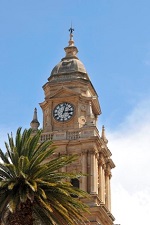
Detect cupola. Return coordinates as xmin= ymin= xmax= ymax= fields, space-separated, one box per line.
xmin=49 ymin=27 xmax=89 ymax=82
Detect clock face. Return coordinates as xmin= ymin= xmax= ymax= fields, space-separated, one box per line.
xmin=53 ymin=102 xmax=74 ymax=122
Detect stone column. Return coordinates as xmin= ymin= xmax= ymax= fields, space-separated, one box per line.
xmin=95 ymin=152 xmax=98 ymax=194
xmin=98 ymin=162 xmax=103 ymax=201
xmin=98 ymin=155 xmax=105 ymax=203
xmin=102 ymin=164 xmax=106 ymax=203
xmin=98 ymin=164 xmax=101 ymax=200
xmin=89 ymin=150 xmax=97 ymax=194
xmin=108 ymin=173 xmax=112 ymax=211
xmin=81 ymin=150 xmax=88 ymax=192
xmin=105 ymin=164 xmax=111 ymax=210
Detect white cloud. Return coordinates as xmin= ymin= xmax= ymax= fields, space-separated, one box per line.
xmin=107 ymin=99 xmax=150 ymax=225
xmin=112 ymin=185 xmax=150 ymax=225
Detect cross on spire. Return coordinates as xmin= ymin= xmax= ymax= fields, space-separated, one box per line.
xmin=69 ymin=25 xmax=74 ymax=34
xmin=65 ymin=24 xmax=78 ymax=55
xmin=68 ymin=24 xmax=75 ymax=46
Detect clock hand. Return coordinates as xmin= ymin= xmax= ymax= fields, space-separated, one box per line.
xmin=62 ymin=105 xmax=67 ymax=115
xmin=62 ymin=107 xmax=65 ymax=115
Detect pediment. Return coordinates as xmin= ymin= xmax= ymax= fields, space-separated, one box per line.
xmin=49 ymin=86 xmax=80 ymax=99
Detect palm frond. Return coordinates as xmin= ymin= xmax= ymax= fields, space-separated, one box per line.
xmin=0 ymin=127 xmax=89 ymax=225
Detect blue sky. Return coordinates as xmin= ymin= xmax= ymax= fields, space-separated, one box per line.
xmin=0 ymin=1 xmax=150 ymax=224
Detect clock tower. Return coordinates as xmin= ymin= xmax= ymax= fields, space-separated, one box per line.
xmin=32 ymin=29 xmax=115 ymax=225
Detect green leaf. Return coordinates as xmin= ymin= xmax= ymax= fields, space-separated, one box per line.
xmin=8 ymin=182 xmax=16 ymax=190
xmin=25 ymin=180 xmax=37 ymax=192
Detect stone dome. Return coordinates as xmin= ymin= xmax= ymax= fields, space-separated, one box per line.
xmin=51 ymin=58 xmax=87 ymax=76
xmin=50 ymin=30 xmax=87 ymax=77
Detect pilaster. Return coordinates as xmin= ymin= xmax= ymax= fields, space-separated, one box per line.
xmin=81 ymin=150 xmax=88 ymax=192
xmin=89 ymin=150 xmax=97 ymax=194
xmin=105 ymin=164 xmax=112 ymax=211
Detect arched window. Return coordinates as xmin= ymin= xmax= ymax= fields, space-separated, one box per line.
xmin=71 ymin=178 xmax=79 ymax=188
xmin=71 ymin=179 xmax=79 ymax=198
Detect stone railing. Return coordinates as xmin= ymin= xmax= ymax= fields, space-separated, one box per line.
xmin=66 ymin=131 xmax=81 ymax=140
xmin=40 ymin=127 xmax=100 ymax=142
xmin=40 ymin=133 xmax=53 ymax=142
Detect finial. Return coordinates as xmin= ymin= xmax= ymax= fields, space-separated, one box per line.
xmin=33 ymin=108 xmax=38 ymax=120
xmin=30 ymin=108 xmax=40 ymax=131
xmin=69 ymin=23 xmax=74 ymax=34
xmin=101 ymin=125 xmax=108 ymax=144
xmin=64 ymin=24 xmax=78 ymax=58
xmin=68 ymin=24 xmax=75 ymax=46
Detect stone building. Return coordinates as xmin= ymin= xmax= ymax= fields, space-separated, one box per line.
xmin=30 ymin=28 xmax=115 ymax=225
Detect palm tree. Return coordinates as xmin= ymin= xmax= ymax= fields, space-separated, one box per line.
xmin=0 ymin=128 xmax=89 ymax=225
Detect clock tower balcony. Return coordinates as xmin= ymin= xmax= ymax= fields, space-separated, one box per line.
xmin=40 ymin=126 xmax=100 ymax=142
